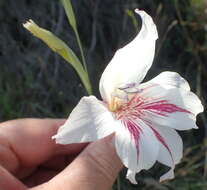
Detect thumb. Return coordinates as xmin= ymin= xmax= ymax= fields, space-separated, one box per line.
xmin=32 ymin=134 xmax=123 ymax=190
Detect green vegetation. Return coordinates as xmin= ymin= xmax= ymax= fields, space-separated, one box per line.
xmin=0 ymin=0 xmax=206 ymax=189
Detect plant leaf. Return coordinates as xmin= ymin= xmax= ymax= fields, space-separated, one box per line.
xmin=23 ymin=20 xmax=92 ymax=94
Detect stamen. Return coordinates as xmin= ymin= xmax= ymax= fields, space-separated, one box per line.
xmin=109 ymin=97 xmax=120 ymax=112
xmin=109 ymin=88 xmax=128 ymax=112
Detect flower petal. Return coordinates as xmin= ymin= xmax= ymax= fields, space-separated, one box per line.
xmin=126 ymin=169 xmax=137 ymax=184
xmin=115 ymin=119 xmax=159 ymax=184
xmin=154 ymin=126 xmax=183 ymax=165
xmin=144 ymin=71 xmax=190 ymax=91
xmin=151 ymin=125 xmax=183 ymax=181
xmin=138 ymin=83 xmax=203 ymax=130
xmin=52 ymin=96 xmax=115 ymax=144
xmin=99 ymin=9 xmax=158 ymax=103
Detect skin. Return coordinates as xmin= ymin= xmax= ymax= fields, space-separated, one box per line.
xmin=0 ymin=119 xmax=123 ymax=190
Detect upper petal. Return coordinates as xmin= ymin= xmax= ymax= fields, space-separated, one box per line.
xmin=120 ymin=71 xmax=190 ymax=94
xmin=144 ymin=71 xmax=190 ymax=91
xmin=52 ymin=96 xmax=115 ymax=144
xmin=99 ymin=10 xmax=158 ymax=103
xmin=115 ymin=119 xmax=159 ymax=183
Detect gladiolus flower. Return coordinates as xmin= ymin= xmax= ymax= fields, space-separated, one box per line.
xmin=52 ymin=9 xmax=203 ymax=184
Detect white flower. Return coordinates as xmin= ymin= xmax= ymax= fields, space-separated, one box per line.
xmin=52 ymin=9 xmax=203 ymax=184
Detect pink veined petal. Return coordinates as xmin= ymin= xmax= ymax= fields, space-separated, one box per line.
xmin=137 ymin=83 xmax=203 ymax=130
xmin=150 ymin=125 xmax=183 ymax=181
xmin=52 ymin=96 xmax=116 ymax=144
xmin=99 ymin=9 xmax=158 ymax=103
xmin=114 ymin=119 xmax=159 ymax=184
xmin=114 ymin=120 xmax=138 ymax=173
xmin=153 ymin=126 xmax=183 ymax=165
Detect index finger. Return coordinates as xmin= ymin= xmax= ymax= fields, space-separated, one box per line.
xmin=0 ymin=118 xmax=87 ymax=173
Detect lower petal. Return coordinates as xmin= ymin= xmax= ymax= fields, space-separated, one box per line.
xmin=126 ymin=169 xmax=137 ymax=184
xmin=115 ymin=119 xmax=160 ymax=183
xmin=114 ymin=120 xmax=138 ymax=172
xmin=154 ymin=125 xmax=183 ymax=165
xmin=152 ymin=125 xmax=183 ymax=181
xmin=52 ymin=96 xmax=116 ymax=144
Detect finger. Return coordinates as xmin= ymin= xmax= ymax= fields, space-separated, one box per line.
xmin=30 ymin=134 xmax=123 ymax=190
xmin=22 ymin=168 xmax=57 ymax=188
xmin=41 ymin=153 xmax=80 ymax=170
xmin=16 ymin=155 xmax=66 ymax=179
xmin=0 ymin=165 xmax=27 ymax=190
xmin=19 ymin=154 xmax=78 ymax=186
xmin=0 ymin=119 xmax=87 ymax=173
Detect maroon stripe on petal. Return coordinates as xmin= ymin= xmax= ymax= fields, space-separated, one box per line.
xmin=123 ymin=120 xmax=142 ymax=160
xmin=150 ymin=126 xmax=174 ymax=163
xmin=142 ymin=100 xmax=191 ymax=116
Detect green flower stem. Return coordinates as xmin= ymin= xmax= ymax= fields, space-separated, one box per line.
xmin=74 ymin=28 xmax=88 ymax=73
xmin=61 ymin=0 xmax=88 ymax=73
xmin=63 ymin=48 xmax=92 ymax=94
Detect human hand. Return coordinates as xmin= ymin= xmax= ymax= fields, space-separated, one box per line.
xmin=0 ymin=118 xmax=123 ymax=190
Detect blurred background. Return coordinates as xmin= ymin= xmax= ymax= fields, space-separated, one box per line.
xmin=0 ymin=0 xmax=207 ymax=189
